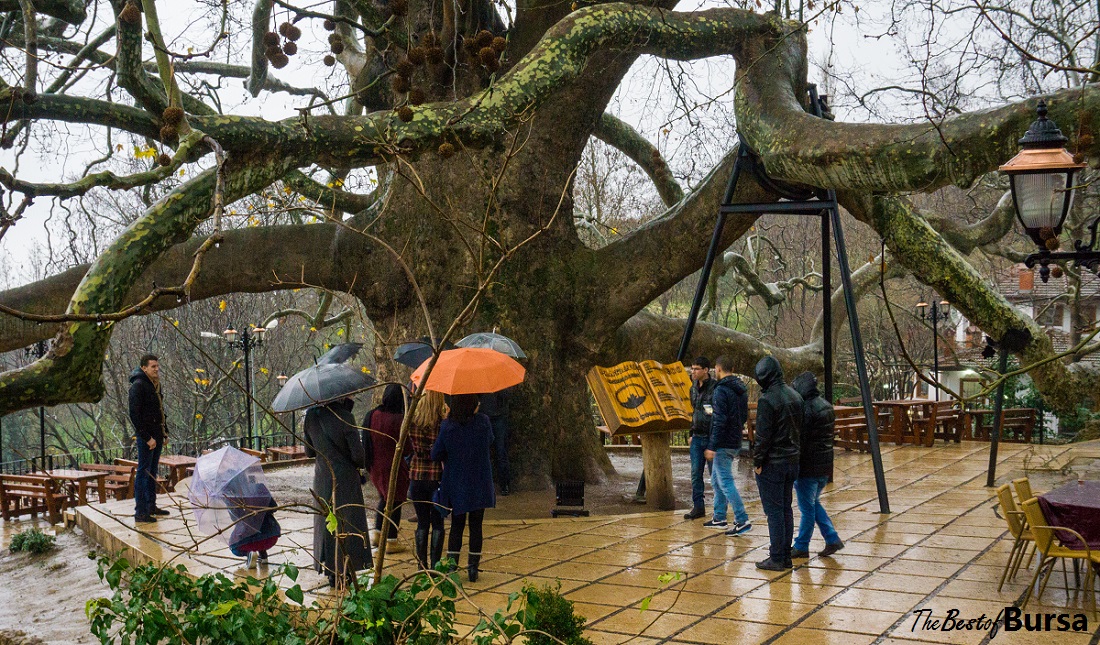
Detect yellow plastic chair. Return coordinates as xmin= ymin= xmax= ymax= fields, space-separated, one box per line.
xmin=1013 ymin=477 xmax=1034 ymax=503
xmin=995 ymin=484 xmax=1034 ymax=591
xmin=1019 ymin=498 xmax=1098 ymax=615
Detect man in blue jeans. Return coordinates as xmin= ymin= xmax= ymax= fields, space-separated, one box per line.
xmin=703 ymin=355 xmax=752 ymax=536
xmin=684 ymin=357 xmax=716 ymax=521
xmin=128 ymin=354 xmax=168 ymax=523
xmin=790 ymin=372 xmax=843 ymax=558
xmin=752 ymin=356 xmax=802 ymax=571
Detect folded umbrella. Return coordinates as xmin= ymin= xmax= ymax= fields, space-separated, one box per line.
xmin=410 ymin=347 xmax=525 ymax=394
xmin=455 ymin=332 xmax=526 ymax=358
xmin=271 ymin=362 xmax=376 ymax=412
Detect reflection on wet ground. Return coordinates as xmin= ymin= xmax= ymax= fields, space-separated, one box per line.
xmin=66 ymin=440 xmax=1100 ymax=644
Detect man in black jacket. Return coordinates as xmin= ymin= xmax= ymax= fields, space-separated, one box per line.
xmin=702 ymin=355 xmax=752 ymax=536
xmin=684 ymin=357 xmax=716 ymax=520
xmin=129 ymin=354 xmax=168 ymax=523
xmin=752 ymin=356 xmax=802 ymax=570
xmin=791 ymin=372 xmax=843 ymax=558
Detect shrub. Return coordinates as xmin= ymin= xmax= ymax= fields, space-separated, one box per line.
xmin=518 ymin=581 xmax=593 ymax=645
xmin=8 ymin=529 xmax=55 ymax=554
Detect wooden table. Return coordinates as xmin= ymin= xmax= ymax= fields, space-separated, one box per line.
xmin=266 ymin=445 xmax=307 ymax=461
xmin=158 ymin=455 xmax=198 ymax=488
xmin=35 ymin=469 xmax=107 ymax=506
xmin=873 ymin=399 xmax=936 ymax=446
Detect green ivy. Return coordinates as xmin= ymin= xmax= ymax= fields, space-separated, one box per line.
xmin=85 ymin=554 xmax=593 ymax=644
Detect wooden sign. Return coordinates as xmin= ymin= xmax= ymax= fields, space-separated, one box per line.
xmin=586 ymin=360 xmax=694 ymax=435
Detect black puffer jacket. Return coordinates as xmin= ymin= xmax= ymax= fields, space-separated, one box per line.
xmin=708 ymin=375 xmax=748 ymax=451
xmin=752 ymin=356 xmax=801 ymax=469
xmin=690 ymin=377 xmax=717 ymax=436
xmin=128 ymin=368 xmax=166 ymax=443
xmin=791 ymin=372 xmax=834 ymax=480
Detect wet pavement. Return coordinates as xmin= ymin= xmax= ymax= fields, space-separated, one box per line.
xmin=73 ymin=441 xmax=1100 ymax=644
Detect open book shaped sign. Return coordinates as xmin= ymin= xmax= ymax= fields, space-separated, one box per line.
xmin=586 ymin=360 xmax=693 ymax=435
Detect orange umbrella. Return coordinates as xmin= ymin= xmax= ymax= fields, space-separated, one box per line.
xmin=410 ymin=347 xmax=525 ymax=394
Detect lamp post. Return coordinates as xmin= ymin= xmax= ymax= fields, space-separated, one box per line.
xmin=205 ymin=323 xmax=266 ymax=450
xmin=24 ymin=341 xmax=48 ymax=470
xmin=1000 ymin=100 xmax=1098 ymax=282
xmin=916 ymin=299 xmax=951 ymax=400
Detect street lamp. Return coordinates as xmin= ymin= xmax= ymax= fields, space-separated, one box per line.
xmin=1000 ymin=100 xmax=1098 ymax=282
xmin=204 ymin=320 xmax=276 ymax=450
xmin=24 ymin=340 xmax=48 ymax=470
xmin=916 ymin=299 xmax=951 ymax=401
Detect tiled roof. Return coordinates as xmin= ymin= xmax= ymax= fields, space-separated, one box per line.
xmin=996 ymin=264 xmax=1100 ymax=301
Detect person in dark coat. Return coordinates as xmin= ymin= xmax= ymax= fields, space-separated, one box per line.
xmin=685 ymin=357 xmax=716 ymax=521
xmin=479 ymin=388 xmax=513 ymax=495
xmin=128 ymin=354 xmax=167 ymax=523
xmin=790 ymin=372 xmax=843 ymax=559
xmin=431 ymin=393 xmax=495 ymax=582
xmin=304 ymin=398 xmax=370 ymax=588
xmin=364 ymin=384 xmax=409 ymax=553
xmin=752 ymin=356 xmax=802 ymax=571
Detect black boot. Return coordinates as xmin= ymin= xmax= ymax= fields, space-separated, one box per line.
xmin=445 ymin=551 xmax=461 ymax=572
xmin=414 ymin=529 xmax=429 ymax=570
xmin=467 ymin=552 xmax=481 ymax=583
xmin=430 ymin=529 xmax=446 ymax=569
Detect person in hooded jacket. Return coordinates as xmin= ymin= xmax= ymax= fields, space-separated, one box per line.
xmin=752 ymin=355 xmax=802 ymax=571
xmin=128 ymin=354 xmax=168 ymax=523
xmin=305 ymin=398 xmax=370 ymax=588
xmin=703 ymin=355 xmax=752 ymax=536
xmin=790 ymin=372 xmax=844 ymax=559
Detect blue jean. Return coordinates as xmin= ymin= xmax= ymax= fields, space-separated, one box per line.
xmin=689 ymin=436 xmax=708 ymax=511
xmin=710 ymin=448 xmax=748 ymax=524
xmin=793 ymin=476 xmax=841 ymax=551
xmin=135 ymin=437 xmax=162 ymax=517
xmin=756 ymin=461 xmax=798 ymax=564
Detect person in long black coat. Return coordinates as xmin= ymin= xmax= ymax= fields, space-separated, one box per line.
xmin=304 ymin=398 xmax=370 ymax=587
xmin=431 ymin=393 xmax=495 ymax=582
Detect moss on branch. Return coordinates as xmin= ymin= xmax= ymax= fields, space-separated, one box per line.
xmin=593 ymin=113 xmax=682 ymax=206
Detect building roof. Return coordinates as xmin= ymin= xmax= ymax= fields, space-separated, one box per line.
xmin=996 ymin=264 xmax=1100 ymax=302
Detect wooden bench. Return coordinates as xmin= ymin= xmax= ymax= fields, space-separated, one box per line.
xmin=930 ymin=401 xmax=962 ymax=444
xmin=266 ymin=445 xmax=308 ymax=461
xmin=0 ymin=474 xmax=68 ymax=523
xmin=963 ymin=408 xmax=1037 ymax=443
xmin=80 ymin=464 xmax=136 ymax=501
xmin=115 ymin=459 xmax=171 ymax=493
xmin=834 ymin=407 xmax=891 ymax=453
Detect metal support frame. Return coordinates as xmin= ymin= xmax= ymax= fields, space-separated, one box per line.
xmin=674 ymin=83 xmax=889 ymax=514
xmin=986 ymin=346 xmax=1009 ymax=487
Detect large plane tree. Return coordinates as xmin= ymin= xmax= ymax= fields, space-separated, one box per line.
xmin=1 ymin=0 xmax=1098 ymax=489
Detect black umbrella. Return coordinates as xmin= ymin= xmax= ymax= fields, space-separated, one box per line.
xmin=271 ymin=363 xmax=377 ymax=412
xmin=317 ymin=342 xmax=363 ymax=365
xmin=392 ymin=336 xmax=455 ymax=368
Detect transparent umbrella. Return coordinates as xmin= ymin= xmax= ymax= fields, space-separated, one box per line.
xmin=188 ymin=446 xmax=274 ymax=547
xmin=455 ymin=332 xmax=526 ymax=358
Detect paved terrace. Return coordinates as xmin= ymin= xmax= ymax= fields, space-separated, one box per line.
xmin=75 ymin=441 xmax=1100 ymax=645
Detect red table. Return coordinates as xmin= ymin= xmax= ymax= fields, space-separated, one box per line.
xmin=1038 ymin=480 xmax=1100 ymax=549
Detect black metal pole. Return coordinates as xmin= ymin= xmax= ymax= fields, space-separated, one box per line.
xmin=0 ymin=416 xmax=4 ymax=474
xmin=39 ymin=406 xmax=45 ymax=471
xmin=676 ymin=147 xmax=747 ymax=362
xmin=830 ymin=202 xmax=891 ymax=513
xmin=932 ymin=303 xmax=940 ymax=401
xmin=986 ymin=347 xmax=1009 ymax=487
xmin=243 ymin=331 xmax=254 ymax=451
xmin=822 ymin=212 xmax=833 ymax=402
